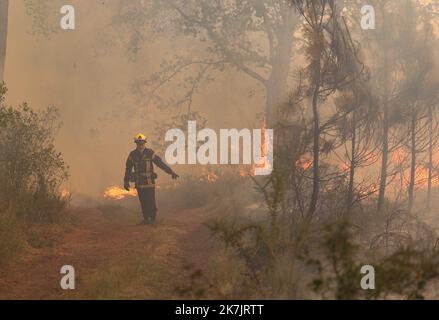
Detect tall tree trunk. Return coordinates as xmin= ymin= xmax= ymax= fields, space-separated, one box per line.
xmin=377 ymin=3 xmax=390 ymax=213
xmin=347 ymin=113 xmax=356 ymax=212
xmin=264 ymin=9 xmax=296 ymax=127
xmin=377 ymin=46 xmax=390 ymax=212
xmin=0 ymin=0 xmax=8 ymax=82
xmin=377 ymin=103 xmax=389 ymax=211
xmin=427 ymin=104 xmax=433 ymax=210
xmin=307 ymin=82 xmax=320 ymax=219
xmin=408 ymin=111 xmax=416 ymax=211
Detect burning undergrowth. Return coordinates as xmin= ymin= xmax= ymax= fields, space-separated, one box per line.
xmin=100 ymin=166 xmax=262 ymax=219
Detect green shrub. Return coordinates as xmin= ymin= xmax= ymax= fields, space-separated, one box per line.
xmin=308 ymin=220 xmax=439 ymax=300
xmin=0 ymin=84 xmax=69 ymax=223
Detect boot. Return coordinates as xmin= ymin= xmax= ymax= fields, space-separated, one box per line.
xmin=148 ymin=216 xmax=156 ymax=225
xmin=137 ymin=218 xmax=148 ymax=226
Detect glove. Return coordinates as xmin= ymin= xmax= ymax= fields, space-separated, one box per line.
xmin=124 ymin=181 xmax=130 ymax=191
xmin=171 ymin=172 xmax=179 ymax=180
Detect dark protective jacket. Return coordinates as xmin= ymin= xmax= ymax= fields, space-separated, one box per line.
xmin=124 ymin=148 xmax=173 ymax=188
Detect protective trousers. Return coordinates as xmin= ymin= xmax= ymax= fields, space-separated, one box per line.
xmin=136 ymin=187 xmax=157 ymax=221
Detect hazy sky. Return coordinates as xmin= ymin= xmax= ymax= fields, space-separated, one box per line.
xmin=3 ymin=0 xmax=264 ymax=197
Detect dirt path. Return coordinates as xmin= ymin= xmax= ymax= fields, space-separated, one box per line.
xmin=0 ymin=205 xmax=217 ymax=299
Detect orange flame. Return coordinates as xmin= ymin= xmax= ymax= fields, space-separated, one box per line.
xmin=206 ymin=172 xmax=219 ymax=182
xmin=104 ymin=186 xmax=137 ymax=200
xmin=414 ymin=166 xmax=439 ymax=189
xmin=200 ymin=168 xmax=219 ymax=182
xmin=59 ymin=189 xmax=71 ymax=198
xmin=295 ymin=155 xmax=312 ymax=170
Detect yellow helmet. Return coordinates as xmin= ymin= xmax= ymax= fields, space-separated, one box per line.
xmin=134 ymin=133 xmax=147 ymax=143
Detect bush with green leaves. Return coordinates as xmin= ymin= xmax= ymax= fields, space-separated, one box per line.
xmin=308 ymin=220 xmax=439 ymax=300
xmin=0 ymin=85 xmax=69 ymax=223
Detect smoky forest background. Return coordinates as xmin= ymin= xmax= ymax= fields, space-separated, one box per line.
xmin=1 ymin=0 xmax=439 ymax=299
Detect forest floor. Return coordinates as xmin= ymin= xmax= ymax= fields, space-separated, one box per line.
xmin=0 ymin=202 xmax=219 ymax=299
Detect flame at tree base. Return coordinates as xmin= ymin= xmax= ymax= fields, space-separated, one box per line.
xmin=59 ymin=189 xmax=71 ymax=198
xmin=104 ymin=186 xmax=138 ymax=200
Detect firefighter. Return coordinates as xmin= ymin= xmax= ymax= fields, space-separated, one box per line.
xmin=124 ymin=133 xmax=179 ymax=225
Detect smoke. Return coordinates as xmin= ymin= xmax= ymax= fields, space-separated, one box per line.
xmin=3 ymin=0 xmax=264 ymax=198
